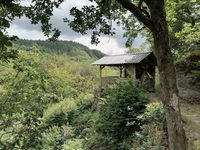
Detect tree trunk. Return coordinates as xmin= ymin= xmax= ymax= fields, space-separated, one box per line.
xmin=150 ymin=1 xmax=187 ymax=150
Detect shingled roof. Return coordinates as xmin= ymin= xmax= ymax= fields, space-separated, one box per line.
xmin=92 ymin=52 xmax=152 ymax=65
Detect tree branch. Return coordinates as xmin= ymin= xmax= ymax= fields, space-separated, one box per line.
xmin=138 ymin=0 xmax=143 ymax=8
xmin=116 ymin=0 xmax=154 ymax=31
xmin=138 ymin=0 xmax=151 ymax=19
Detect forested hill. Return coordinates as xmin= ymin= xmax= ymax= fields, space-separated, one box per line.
xmin=14 ymin=39 xmax=105 ymax=60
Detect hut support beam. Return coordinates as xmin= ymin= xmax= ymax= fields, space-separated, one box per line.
xmin=133 ymin=65 xmax=136 ymax=80
xmin=100 ymin=65 xmax=105 ymax=88
xmin=119 ymin=66 xmax=123 ymax=77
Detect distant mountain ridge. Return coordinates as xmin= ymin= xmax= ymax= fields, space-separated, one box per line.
xmin=14 ymin=39 xmax=105 ymax=60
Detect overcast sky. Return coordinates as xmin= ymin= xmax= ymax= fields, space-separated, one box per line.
xmin=7 ymin=0 xmax=145 ymax=55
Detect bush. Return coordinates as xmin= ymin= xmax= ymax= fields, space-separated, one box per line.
xmin=143 ymin=102 xmax=164 ymax=123
xmin=175 ymin=50 xmax=200 ymax=74
xmin=67 ymin=94 xmax=95 ymax=135
xmin=43 ymin=98 xmax=77 ymax=127
xmin=63 ymin=138 xmax=84 ymax=150
xmin=86 ymin=80 xmax=149 ymax=150
xmin=131 ymin=103 xmax=167 ymax=150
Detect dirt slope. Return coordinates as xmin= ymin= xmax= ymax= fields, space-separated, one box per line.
xmin=181 ymin=102 xmax=200 ymax=150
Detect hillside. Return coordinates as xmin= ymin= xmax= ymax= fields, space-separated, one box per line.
xmin=13 ymin=39 xmax=105 ymax=61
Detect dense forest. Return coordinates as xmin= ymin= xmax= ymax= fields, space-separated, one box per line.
xmin=14 ymin=40 xmax=105 ymax=60
xmin=0 ymin=41 xmax=101 ymax=149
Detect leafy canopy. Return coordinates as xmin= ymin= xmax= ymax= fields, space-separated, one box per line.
xmin=0 ymin=47 xmax=98 ymax=149
xmin=166 ymin=0 xmax=200 ymax=57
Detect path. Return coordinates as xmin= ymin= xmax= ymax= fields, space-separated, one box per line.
xmin=181 ymin=102 xmax=200 ymax=150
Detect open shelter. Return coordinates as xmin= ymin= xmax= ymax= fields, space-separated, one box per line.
xmin=92 ymin=52 xmax=157 ymax=92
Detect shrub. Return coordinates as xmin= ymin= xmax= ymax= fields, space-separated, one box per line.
xmin=63 ymin=138 xmax=84 ymax=150
xmin=175 ymin=50 xmax=200 ymax=74
xmin=68 ymin=94 xmax=97 ymax=136
xmin=87 ymin=80 xmax=149 ymax=150
xmin=43 ymin=98 xmax=77 ymax=127
xmin=131 ymin=103 xmax=167 ymax=150
xmin=143 ymin=102 xmax=164 ymax=123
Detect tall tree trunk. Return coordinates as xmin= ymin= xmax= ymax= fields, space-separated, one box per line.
xmin=150 ymin=1 xmax=187 ymax=150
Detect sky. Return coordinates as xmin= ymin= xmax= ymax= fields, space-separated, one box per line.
xmin=7 ymin=0 xmax=146 ymax=55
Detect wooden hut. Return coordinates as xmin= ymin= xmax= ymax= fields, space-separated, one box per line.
xmin=92 ymin=52 xmax=157 ymax=92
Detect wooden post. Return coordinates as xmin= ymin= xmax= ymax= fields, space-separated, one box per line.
xmin=100 ymin=65 xmax=102 ymax=88
xmin=152 ymin=66 xmax=156 ymax=92
xmin=100 ymin=65 xmax=104 ymax=88
xmin=119 ymin=66 xmax=123 ymax=78
xmin=133 ymin=65 xmax=136 ymax=80
xmin=124 ymin=66 xmax=127 ymax=78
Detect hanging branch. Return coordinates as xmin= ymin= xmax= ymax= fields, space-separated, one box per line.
xmin=116 ymin=0 xmax=154 ymax=31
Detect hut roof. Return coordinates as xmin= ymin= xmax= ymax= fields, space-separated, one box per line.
xmin=92 ymin=52 xmax=152 ymax=65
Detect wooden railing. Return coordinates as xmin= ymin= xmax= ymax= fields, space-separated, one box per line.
xmin=101 ymin=76 xmax=127 ymax=87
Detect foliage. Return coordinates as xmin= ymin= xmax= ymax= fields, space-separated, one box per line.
xmin=134 ymin=0 xmax=200 ymax=57
xmin=130 ymin=123 xmax=167 ymax=150
xmin=143 ymin=102 xmax=165 ymax=123
xmin=0 ymin=50 xmax=53 ymax=149
xmin=0 ymin=44 xmax=185 ymax=150
xmin=0 ymin=0 xmax=65 ymax=61
xmin=85 ymin=80 xmax=149 ymax=150
xmin=166 ymin=0 xmax=200 ymax=57
xmin=43 ymin=99 xmax=77 ymax=127
xmin=100 ymin=80 xmax=149 ymax=137
xmin=1 ymin=0 xmax=197 ymax=149
xmin=14 ymin=39 xmax=105 ymax=60
xmin=175 ymin=50 xmax=200 ymax=74
xmin=131 ymin=102 xmax=167 ymax=150
xmin=0 ymin=47 xmax=98 ymax=149
xmin=63 ymin=138 xmax=84 ymax=150
xmin=40 ymin=126 xmax=65 ymax=150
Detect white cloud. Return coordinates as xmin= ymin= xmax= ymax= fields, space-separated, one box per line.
xmin=7 ymin=24 xmax=45 ymax=40
xmin=7 ymin=0 xmax=146 ymax=55
xmin=74 ymin=36 xmax=128 ymax=55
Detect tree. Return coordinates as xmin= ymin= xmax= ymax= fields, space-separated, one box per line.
xmin=167 ymin=0 xmax=200 ymax=57
xmin=0 ymin=0 xmax=63 ymax=61
xmin=0 ymin=0 xmax=188 ymax=149
xmin=134 ymin=0 xmax=200 ymax=58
